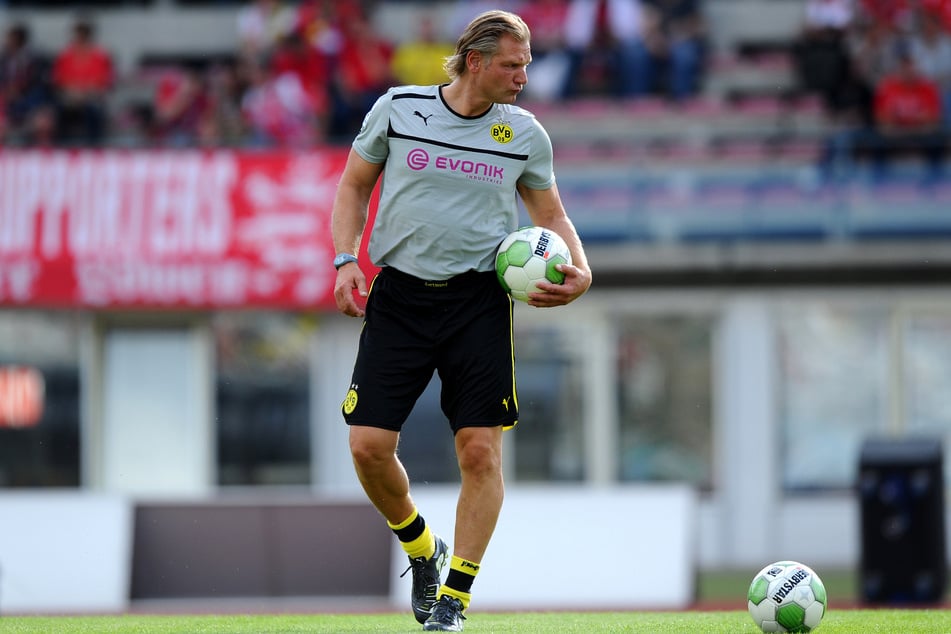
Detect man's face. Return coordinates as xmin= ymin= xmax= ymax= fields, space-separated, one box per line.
xmin=476 ymin=34 xmax=531 ymax=104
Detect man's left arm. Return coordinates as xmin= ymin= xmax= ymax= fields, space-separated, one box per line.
xmin=517 ymin=182 xmax=592 ymax=307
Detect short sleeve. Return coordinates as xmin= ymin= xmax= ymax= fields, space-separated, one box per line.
xmin=352 ymin=89 xmax=393 ymax=164
xmin=517 ymin=118 xmax=557 ymax=191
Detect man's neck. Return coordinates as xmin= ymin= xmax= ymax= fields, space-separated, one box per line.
xmin=440 ymin=81 xmax=492 ymax=118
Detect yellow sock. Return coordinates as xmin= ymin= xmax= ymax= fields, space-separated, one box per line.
xmin=402 ymin=525 xmax=435 ymax=560
xmin=439 ymin=586 xmax=472 ymax=610
xmin=438 ymin=555 xmax=479 ymax=610
xmin=387 ymin=509 xmax=435 ymax=560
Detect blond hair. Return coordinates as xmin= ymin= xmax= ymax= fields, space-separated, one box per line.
xmin=443 ymin=10 xmax=531 ymax=80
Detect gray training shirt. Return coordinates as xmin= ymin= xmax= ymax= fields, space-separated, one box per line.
xmin=352 ymin=84 xmax=557 ymax=281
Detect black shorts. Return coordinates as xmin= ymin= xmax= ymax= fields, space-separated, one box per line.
xmin=342 ymin=267 xmax=519 ymax=433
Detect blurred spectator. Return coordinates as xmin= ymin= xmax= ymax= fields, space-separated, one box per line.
xmin=563 ymin=0 xmax=649 ymax=98
xmin=848 ymin=12 xmax=902 ymax=77
xmin=296 ymin=0 xmax=356 ymax=56
xmin=519 ymin=0 xmax=572 ymax=101
xmin=390 ymin=15 xmax=454 ymax=87
xmin=792 ymin=0 xmax=856 ymax=114
xmin=201 ymin=60 xmax=250 ymax=147
xmin=329 ymin=13 xmax=394 ymax=140
xmin=870 ymin=46 xmax=946 ymax=178
xmin=241 ymin=58 xmax=321 ymax=148
xmin=822 ymin=44 xmax=948 ymax=183
xmin=0 ymin=22 xmax=55 ymax=146
xmin=841 ymin=12 xmax=902 ymax=121
xmin=51 ymin=18 xmax=114 ymax=146
xmin=152 ymin=66 xmax=212 ymax=148
xmin=640 ymin=0 xmax=707 ymax=100
xmin=268 ymin=30 xmax=331 ymax=141
xmin=909 ymin=9 xmax=951 ymax=125
xmin=237 ymin=0 xmax=296 ymax=62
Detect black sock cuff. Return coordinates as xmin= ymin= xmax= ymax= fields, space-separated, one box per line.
xmin=445 ymin=568 xmax=476 ymax=595
xmin=392 ymin=513 xmax=426 ymax=543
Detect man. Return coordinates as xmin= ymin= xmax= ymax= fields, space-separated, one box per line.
xmin=1 ymin=23 xmax=55 ymax=146
xmin=870 ymin=46 xmax=946 ymax=181
xmin=331 ymin=10 xmax=591 ymax=632
xmin=51 ymin=18 xmax=114 ymax=146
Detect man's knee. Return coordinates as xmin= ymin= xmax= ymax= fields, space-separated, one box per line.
xmin=455 ymin=429 xmax=502 ymax=476
xmin=349 ymin=426 xmax=398 ymax=468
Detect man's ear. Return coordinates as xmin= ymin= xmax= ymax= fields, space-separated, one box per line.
xmin=466 ymin=49 xmax=483 ymax=73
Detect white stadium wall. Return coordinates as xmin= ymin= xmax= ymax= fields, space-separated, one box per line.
xmin=396 ymin=485 xmax=698 ymax=610
xmin=0 ymin=487 xmax=694 ymax=613
xmin=0 ymin=492 xmax=133 ymax=613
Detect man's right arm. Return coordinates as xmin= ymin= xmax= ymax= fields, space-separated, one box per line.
xmin=331 ymin=148 xmax=385 ymax=317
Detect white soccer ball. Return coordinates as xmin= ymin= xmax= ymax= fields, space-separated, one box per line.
xmin=748 ymin=561 xmax=827 ymax=633
xmin=494 ymin=226 xmax=572 ymax=303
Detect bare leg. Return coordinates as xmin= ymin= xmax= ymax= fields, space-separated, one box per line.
xmin=452 ymin=426 xmax=504 ymax=563
xmin=349 ymin=425 xmax=416 ymax=524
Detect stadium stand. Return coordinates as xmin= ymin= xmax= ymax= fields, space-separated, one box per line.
xmin=1 ymin=0 xmax=816 ymax=151
xmin=2 ymin=0 xmax=950 ymax=249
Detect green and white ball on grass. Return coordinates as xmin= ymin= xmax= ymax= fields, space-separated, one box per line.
xmin=748 ymin=560 xmax=827 ymax=633
xmin=495 ymin=226 xmax=572 ymax=302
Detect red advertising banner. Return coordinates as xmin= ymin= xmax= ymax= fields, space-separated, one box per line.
xmin=0 ymin=149 xmax=373 ymax=310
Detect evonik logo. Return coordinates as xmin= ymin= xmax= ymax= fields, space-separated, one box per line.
xmin=407 ymin=148 xmax=429 ymax=171
xmin=406 ymin=148 xmax=505 ymax=183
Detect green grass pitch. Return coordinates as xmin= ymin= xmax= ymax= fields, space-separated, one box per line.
xmin=2 ymin=610 xmax=951 ymax=633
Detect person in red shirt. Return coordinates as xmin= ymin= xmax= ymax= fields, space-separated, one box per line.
xmin=819 ymin=46 xmax=947 ymax=183
xmin=329 ymin=13 xmax=393 ymax=139
xmin=270 ymin=30 xmax=331 ymax=126
xmin=870 ymin=48 xmax=946 ymax=179
xmin=152 ymin=66 xmax=212 ymax=147
xmin=240 ymin=55 xmax=322 ymax=147
xmin=52 ymin=18 xmax=114 ymax=146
